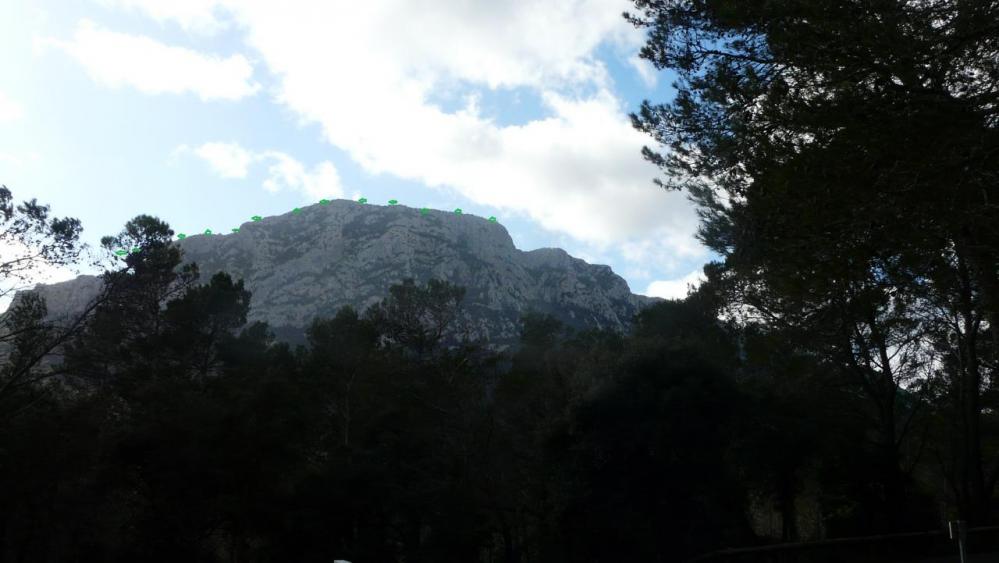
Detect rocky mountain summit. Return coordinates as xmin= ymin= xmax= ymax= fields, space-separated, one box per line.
xmin=13 ymin=200 xmax=658 ymax=349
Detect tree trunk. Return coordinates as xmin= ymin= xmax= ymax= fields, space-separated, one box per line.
xmin=955 ymin=239 xmax=989 ymax=523
xmin=777 ymin=472 xmax=798 ymax=541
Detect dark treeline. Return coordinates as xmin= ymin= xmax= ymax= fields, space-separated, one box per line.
xmin=0 ymin=206 xmax=995 ymax=563
xmin=1 ymin=209 xmax=759 ymax=563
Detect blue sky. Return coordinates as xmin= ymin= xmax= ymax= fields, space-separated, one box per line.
xmin=0 ymin=0 xmax=710 ymax=308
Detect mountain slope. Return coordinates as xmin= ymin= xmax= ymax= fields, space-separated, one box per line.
xmin=12 ymin=200 xmax=658 ymax=349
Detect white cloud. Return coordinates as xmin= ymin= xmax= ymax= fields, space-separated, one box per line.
xmin=628 ymin=55 xmax=658 ymax=88
xmin=40 ymin=19 xmax=259 ymax=101
xmin=0 ymin=91 xmax=24 ymax=122
xmin=217 ymin=2 xmax=692 ymax=245
xmin=98 ymin=0 xmax=228 ymax=35
xmin=644 ymin=269 xmax=706 ymax=300
xmin=112 ymin=0 xmax=703 ymax=262
xmin=175 ymin=141 xmax=254 ymax=178
xmin=261 ymin=153 xmax=344 ymax=200
xmin=176 ymin=142 xmax=345 ymax=200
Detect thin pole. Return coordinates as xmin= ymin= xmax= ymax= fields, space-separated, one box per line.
xmin=949 ymin=520 xmax=967 ymax=563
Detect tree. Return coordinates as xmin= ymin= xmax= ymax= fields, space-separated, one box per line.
xmin=560 ymin=323 xmax=751 ymax=561
xmin=0 ymin=186 xmax=110 ymax=425
xmin=518 ymin=311 xmax=567 ymax=349
xmin=364 ymin=278 xmax=467 ymax=357
xmin=303 ymin=306 xmax=380 ymax=450
xmin=0 ymin=185 xmax=85 ymax=304
xmin=487 ymin=314 xmax=591 ymax=563
xmin=161 ymin=272 xmax=252 ymax=379
xmin=63 ymin=215 xmax=199 ymax=391
xmin=626 ymin=0 xmax=999 ymax=525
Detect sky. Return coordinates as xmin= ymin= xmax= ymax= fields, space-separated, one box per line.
xmin=0 ymin=0 xmax=710 ymax=308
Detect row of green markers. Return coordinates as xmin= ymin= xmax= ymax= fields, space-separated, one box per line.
xmin=113 ymin=198 xmax=498 ymax=256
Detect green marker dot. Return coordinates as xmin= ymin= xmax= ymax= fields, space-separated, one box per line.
xmin=488 ymin=216 xmax=497 ymax=222
xmin=252 ymin=215 xmax=262 ymax=221
xmin=292 ymin=207 xmax=301 ymax=214
xmin=454 ymin=208 xmax=463 ymax=215
xmin=114 ymin=249 xmax=128 ymax=256
xmin=232 ymin=228 xmax=240 ymax=233
xmin=130 ymin=247 xmax=140 ymax=253
xmin=358 ymin=197 xmax=368 ymax=204
xmin=420 ymin=207 xmax=429 ymax=215
xmin=319 ymin=199 xmax=330 ymax=205
xmin=204 ymin=229 xmax=213 ymax=235
xmin=388 ymin=199 xmax=398 ymax=205
xmin=177 ymin=233 xmax=187 ymax=239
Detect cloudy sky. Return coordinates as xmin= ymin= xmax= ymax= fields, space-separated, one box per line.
xmin=0 ymin=0 xmax=709 ymax=306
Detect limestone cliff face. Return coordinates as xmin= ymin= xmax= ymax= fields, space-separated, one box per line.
xmin=11 ymin=200 xmax=658 ymax=349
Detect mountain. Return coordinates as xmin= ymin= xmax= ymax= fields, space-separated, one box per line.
xmin=10 ymin=200 xmax=658 ymax=349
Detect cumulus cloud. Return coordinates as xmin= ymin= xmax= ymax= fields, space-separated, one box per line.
xmin=117 ymin=0 xmax=638 ymax=89
xmin=644 ymin=269 xmax=706 ymax=300
xmin=0 ymin=91 xmax=24 ymax=122
xmin=175 ymin=142 xmax=345 ymax=200
xmin=219 ymin=2 xmax=693 ymax=245
xmin=97 ymin=0 xmax=229 ymax=35
xmin=628 ymin=55 xmax=658 ymax=88
xmin=107 ymin=0 xmax=704 ymax=262
xmin=260 ymin=152 xmax=344 ymax=200
xmin=39 ymin=19 xmax=259 ymax=101
xmin=175 ymin=141 xmax=254 ymax=178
